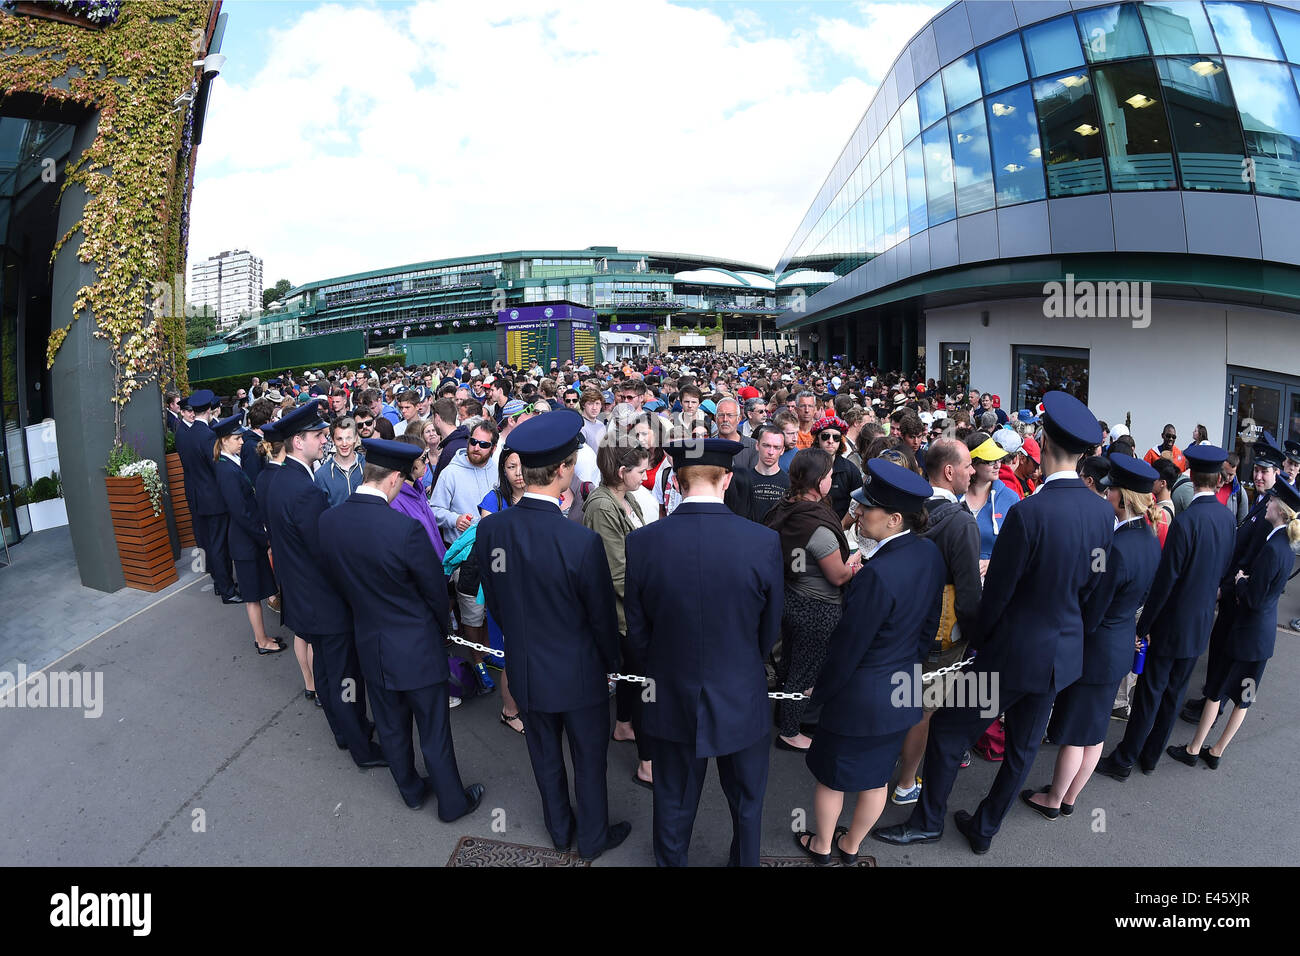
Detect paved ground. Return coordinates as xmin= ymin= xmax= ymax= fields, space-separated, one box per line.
xmin=1 ymin=539 xmax=1298 ymax=867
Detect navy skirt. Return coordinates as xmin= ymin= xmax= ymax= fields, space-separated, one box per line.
xmin=1205 ymin=657 xmax=1267 ymax=709
xmin=1047 ymin=679 xmax=1115 ymax=747
xmin=232 ymin=552 xmax=277 ymax=603
xmin=805 ymin=727 xmax=907 ymax=792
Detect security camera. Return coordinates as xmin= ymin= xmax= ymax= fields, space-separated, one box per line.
xmin=193 ymin=53 xmax=226 ymax=76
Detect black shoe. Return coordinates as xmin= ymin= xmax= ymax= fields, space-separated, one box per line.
xmin=355 ymin=745 xmax=388 ymax=769
xmin=793 ymin=830 xmax=833 ymax=866
xmin=871 ymin=821 xmax=942 ymax=846
xmin=1180 ymin=698 xmax=1206 ymax=725
xmin=953 ymin=810 xmax=990 ymax=855
xmin=1166 ymin=744 xmax=1198 ymax=767
xmin=406 ymin=780 xmax=434 ymax=811
xmin=255 ymin=641 xmax=285 ymax=655
xmin=1095 ymin=753 xmax=1131 ymax=781
xmin=1039 ymin=785 xmax=1073 ymax=816
xmin=580 ymin=820 xmax=631 ymax=862
xmin=441 ymin=783 xmax=485 ymax=822
xmin=222 ymin=592 xmax=244 ymax=605
xmin=1111 ymin=707 xmax=1130 ymax=721
xmin=1200 ymin=748 xmax=1221 ymax=770
xmin=630 ymin=770 xmax=653 ymax=791
xmin=552 ymin=835 xmax=573 ymax=853
xmin=774 ymin=736 xmax=810 ymax=753
xmin=834 ymin=826 xmax=858 ymax=865
xmin=1020 ymin=789 xmax=1059 ymax=820
xmin=314 ymin=695 xmax=323 ymax=709
xmin=304 ymin=689 xmax=317 ymax=702
xmin=1139 ymin=761 xmax=1157 ymax=775
xmin=335 ymin=739 xmax=348 ymax=751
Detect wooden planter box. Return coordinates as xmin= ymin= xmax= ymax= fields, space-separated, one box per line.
xmin=165 ymin=451 xmax=196 ymax=549
xmin=106 ymin=475 xmax=178 ymax=592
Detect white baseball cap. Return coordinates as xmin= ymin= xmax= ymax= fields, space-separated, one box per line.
xmin=1109 ymin=423 xmax=1130 ymax=439
xmin=993 ymin=429 xmax=1023 ymax=456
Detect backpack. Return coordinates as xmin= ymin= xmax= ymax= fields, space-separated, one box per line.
xmin=973 ymin=718 xmax=1005 ymax=762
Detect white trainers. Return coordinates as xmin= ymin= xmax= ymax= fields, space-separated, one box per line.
xmin=449 ymin=696 xmax=462 ymax=709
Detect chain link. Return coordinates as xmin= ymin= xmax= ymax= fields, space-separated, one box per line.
xmin=447 ymin=635 xmax=962 ymax=699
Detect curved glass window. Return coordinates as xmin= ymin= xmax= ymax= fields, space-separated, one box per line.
xmin=1157 ymin=56 xmax=1249 ymax=192
xmin=943 ymin=53 xmax=983 ymax=111
xmin=1024 ymin=15 xmax=1086 ymax=77
xmin=1033 ymin=70 xmax=1108 ymax=196
xmin=904 ymin=137 xmax=929 ymax=235
xmin=918 ymin=72 xmax=946 ymax=129
xmin=922 ymin=118 xmax=957 ymax=225
xmin=979 ymin=33 xmax=1029 ymax=95
xmin=1140 ymin=1 xmax=1220 ymax=56
xmin=1205 ymin=2 xmax=1284 ymax=59
xmin=900 ymin=93 xmax=921 ymax=144
xmin=949 ymin=100 xmax=996 ymax=214
xmin=1093 ymin=59 xmax=1177 ymax=189
xmin=892 ymin=154 xmax=910 ymax=242
xmin=1224 ymin=56 xmax=1300 ymax=198
xmin=1078 ymin=4 xmax=1151 ymax=63
xmin=1268 ymin=5 xmax=1300 ymax=64
xmin=986 ymin=83 xmax=1046 ymax=204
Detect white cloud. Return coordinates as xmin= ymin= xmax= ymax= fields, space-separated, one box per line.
xmin=189 ymin=0 xmax=922 ymax=285
xmin=813 ymin=1 xmax=948 ymax=82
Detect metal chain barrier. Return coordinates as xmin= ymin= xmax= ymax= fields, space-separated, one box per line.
xmin=449 ymin=636 xmax=974 ymax=698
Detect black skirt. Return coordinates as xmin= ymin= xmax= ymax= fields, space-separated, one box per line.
xmin=805 ymin=727 xmax=907 ymax=792
xmin=232 ymin=552 xmax=277 ymax=603
xmin=1047 ymin=679 xmax=1115 ymax=747
xmin=1204 ymin=657 xmax=1267 ymax=709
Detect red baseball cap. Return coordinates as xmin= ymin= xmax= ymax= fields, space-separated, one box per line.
xmin=1021 ymin=435 xmax=1041 ymax=464
xmin=991 ymin=394 xmax=1002 ymax=408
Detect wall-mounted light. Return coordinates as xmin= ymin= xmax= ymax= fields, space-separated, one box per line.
xmin=1125 ymin=93 xmax=1156 ymax=109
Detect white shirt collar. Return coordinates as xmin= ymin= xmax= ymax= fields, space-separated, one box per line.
xmin=929 ymin=486 xmax=958 ymax=503
xmin=286 ymin=454 xmax=315 ymax=475
xmin=356 ymin=484 xmax=388 ymax=501
xmin=681 ymin=495 xmax=724 ymax=504
xmin=1192 ymin=490 xmax=1217 ymax=501
xmin=1267 ymin=524 xmax=1285 ymax=540
xmin=220 ymin=452 xmax=241 ymax=466
xmin=522 ymin=491 xmax=561 ymax=507
xmin=1043 ymin=470 xmax=1075 ymax=484
xmin=868 ymin=529 xmax=909 ymax=557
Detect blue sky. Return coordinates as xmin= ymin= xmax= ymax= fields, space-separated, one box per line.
xmin=191 ymin=0 xmax=946 ymax=286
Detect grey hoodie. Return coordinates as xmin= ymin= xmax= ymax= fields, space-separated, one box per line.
xmin=430 ymin=448 xmax=497 ymax=546
xmin=920 ymin=495 xmax=982 ymax=647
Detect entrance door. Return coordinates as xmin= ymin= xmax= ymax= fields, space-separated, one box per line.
xmin=1225 ymin=370 xmax=1300 ymax=475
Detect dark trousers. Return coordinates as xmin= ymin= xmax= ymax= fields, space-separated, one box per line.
xmin=306 ymin=631 xmax=373 ymax=766
xmin=1199 ymin=597 xmax=1234 ymax=699
xmin=649 ymin=732 xmax=770 ymax=867
xmin=369 ymin=681 xmax=470 ymax=819
xmin=1115 ymin=653 xmax=1197 ymax=770
xmin=521 ymin=701 xmax=610 ymax=858
xmin=198 ymin=512 xmax=235 ymax=598
xmin=614 ymin=635 xmax=652 ymax=762
xmin=910 ymin=668 xmax=1056 ymax=841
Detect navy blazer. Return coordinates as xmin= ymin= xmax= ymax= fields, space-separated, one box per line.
xmin=254 ymin=461 xmax=281 ymax=538
xmin=1228 ymin=526 xmax=1292 ymax=662
xmin=967 ymin=476 xmax=1114 ymax=694
xmin=318 ymin=492 xmax=451 ymax=691
xmin=240 ymin=436 xmax=263 ymax=487
xmin=1137 ymin=494 xmax=1236 ymax=658
xmin=175 ymin=418 xmax=224 ymax=516
xmin=475 ymin=496 xmax=620 ymax=713
xmin=214 ymin=456 xmax=269 ymax=561
xmin=1079 ymin=516 xmax=1161 ymax=685
xmin=264 ymin=457 xmax=353 ymax=636
xmin=812 ymin=533 xmax=945 ymax=737
xmin=1224 ymin=490 xmax=1273 ymax=584
xmin=624 ymin=501 xmax=784 ymax=756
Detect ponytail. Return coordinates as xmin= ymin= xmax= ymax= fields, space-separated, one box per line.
xmin=1287 ymin=518 xmax=1300 ymax=548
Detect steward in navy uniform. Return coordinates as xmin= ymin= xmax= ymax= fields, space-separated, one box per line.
xmin=1097 ymin=444 xmax=1236 ymax=781
xmin=1169 ymin=477 xmax=1300 ymax=768
xmin=1023 ymin=455 xmax=1161 ymax=819
xmin=319 ymin=439 xmax=484 ymax=819
xmin=175 ymin=389 xmax=238 ymax=602
xmin=265 ymin=401 xmax=385 ymax=770
xmin=1181 ymin=433 xmax=1283 ymax=725
xmin=211 ymin=414 xmax=282 ymax=653
xmin=624 ymin=438 xmax=784 ymax=867
xmin=875 ymin=391 xmax=1114 ymax=855
xmin=253 ymin=421 xmax=282 ymax=536
xmin=796 ymin=460 xmax=945 ymax=865
xmin=475 ymin=410 xmax=630 ymax=861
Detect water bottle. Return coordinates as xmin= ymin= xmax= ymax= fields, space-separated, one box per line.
xmin=1133 ymin=638 xmax=1147 ymax=675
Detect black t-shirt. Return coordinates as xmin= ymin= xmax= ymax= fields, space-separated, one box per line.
xmin=726 ymin=466 xmax=790 ymax=524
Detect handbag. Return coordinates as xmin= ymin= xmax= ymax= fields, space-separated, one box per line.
xmin=447 ymin=655 xmax=478 ymax=700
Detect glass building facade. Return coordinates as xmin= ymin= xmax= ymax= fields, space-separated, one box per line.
xmin=778 ymin=1 xmax=1300 ymax=279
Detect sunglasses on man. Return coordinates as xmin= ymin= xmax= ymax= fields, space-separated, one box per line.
xmin=355 ymin=418 xmax=375 ymax=429
xmin=468 ymin=437 xmax=496 ymax=449
xmin=818 ymin=432 xmax=842 ymax=442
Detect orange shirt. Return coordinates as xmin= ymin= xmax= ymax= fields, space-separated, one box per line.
xmin=1144 ymin=444 xmax=1187 ymax=472
xmin=796 ymin=430 xmax=814 ymax=450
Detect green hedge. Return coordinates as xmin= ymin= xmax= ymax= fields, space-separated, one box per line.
xmin=191 ymin=353 xmax=407 ymax=399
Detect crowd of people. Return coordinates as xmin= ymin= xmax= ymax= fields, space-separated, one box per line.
xmin=164 ymin=349 xmax=1300 ymax=864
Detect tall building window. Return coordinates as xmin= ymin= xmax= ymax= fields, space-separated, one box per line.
xmin=1033 ymin=69 xmax=1108 ymax=196
xmin=1140 ymin=1 xmax=1221 ymax=56
xmin=1078 ymin=3 xmax=1151 ymax=63
xmin=1223 ymin=56 xmax=1300 ymax=198
xmin=922 ymin=118 xmax=956 ymax=226
xmin=948 ymin=99 xmax=996 ymax=214
xmin=1157 ymin=55 xmax=1249 ymax=192
xmin=1205 ymin=1 xmax=1283 ymax=59
xmin=1014 ymin=345 xmax=1090 ymax=409
xmin=1023 ymin=14 xmax=1087 ymax=78
xmin=1093 ymin=59 xmax=1177 ymax=189
xmin=986 ymin=84 xmax=1046 ymax=205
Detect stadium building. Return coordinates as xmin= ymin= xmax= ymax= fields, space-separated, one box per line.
xmin=776 ymin=0 xmax=1300 ymax=457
